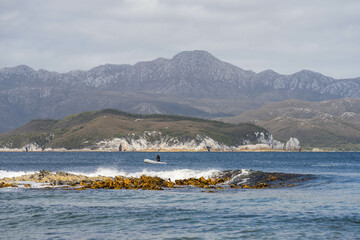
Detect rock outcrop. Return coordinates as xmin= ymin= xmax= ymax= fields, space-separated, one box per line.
xmin=1 ymin=170 xmax=314 ymax=190
xmin=285 ymin=137 xmax=301 ymax=151
xmin=94 ymin=132 xmax=300 ymax=151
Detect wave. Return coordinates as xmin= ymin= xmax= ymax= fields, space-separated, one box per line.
xmin=0 ymin=170 xmax=36 ymax=179
xmin=1 ymin=167 xmax=251 ymax=183
xmin=1 ymin=168 xmax=313 ymax=189
xmin=69 ymin=167 xmax=226 ymax=182
xmin=223 ymin=169 xmax=251 ymax=185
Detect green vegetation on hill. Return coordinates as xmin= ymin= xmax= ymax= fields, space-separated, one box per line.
xmin=0 ymin=109 xmax=268 ymax=150
xmin=217 ymin=98 xmax=360 ymax=151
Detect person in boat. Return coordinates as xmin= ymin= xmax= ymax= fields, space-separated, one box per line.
xmin=156 ymin=154 xmax=160 ymax=162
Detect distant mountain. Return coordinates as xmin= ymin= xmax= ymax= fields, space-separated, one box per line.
xmin=0 ymin=50 xmax=360 ymax=132
xmin=217 ymin=98 xmax=360 ymax=150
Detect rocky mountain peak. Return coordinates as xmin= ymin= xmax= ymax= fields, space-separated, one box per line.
xmin=258 ymin=69 xmax=280 ymax=75
xmin=171 ymin=50 xmax=222 ymax=67
xmin=0 ymin=65 xmax=36 ymax=75
xmin=254 ymin=69 xmax=281 ymax=81
xmin=172 ymin=50 xmax=217 ymax=61
xmin=291 ymin=69 xmax=333 ymax=81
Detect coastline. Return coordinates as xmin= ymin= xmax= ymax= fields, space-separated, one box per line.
xmin=0 ymin=148 xmax=313 ymax=152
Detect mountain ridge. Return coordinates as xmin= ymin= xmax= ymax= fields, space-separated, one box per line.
xmin=0 ymin=50 xmax=360 ymax=132
xmin=2 ymin=51 xmax=359 ymax=98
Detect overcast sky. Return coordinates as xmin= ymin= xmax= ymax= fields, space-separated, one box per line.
xmin=1 ymin=0 xmax=359 ymax=78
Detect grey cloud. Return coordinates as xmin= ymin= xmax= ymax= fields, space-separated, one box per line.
xmin=0 ymin=0 xmax=359 ymax=78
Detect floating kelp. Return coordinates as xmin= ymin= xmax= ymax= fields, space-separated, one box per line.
xmin=76 ymin=176 xmax=174 ymax=190
xmin=0 ymin=170 xmax=314 ymax=190
xmin=175 ymin=176 xmax=230 ymax=189
xmin=75 ymin=176 xmax=230 ymax=190
xmin=0 ymin=182 xmax=18 ymax=188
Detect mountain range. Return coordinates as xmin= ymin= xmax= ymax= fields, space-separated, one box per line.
xmin=1 ymin=50 xmax=360 ymax=149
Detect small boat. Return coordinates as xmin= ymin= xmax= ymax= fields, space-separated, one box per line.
xmin=144 ymin=159 xmax=167 ymax=164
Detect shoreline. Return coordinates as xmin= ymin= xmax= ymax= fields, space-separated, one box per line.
xmin=0 ymin=148 xmax=329 ymax=153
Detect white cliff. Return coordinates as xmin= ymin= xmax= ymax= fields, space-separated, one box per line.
xmin=0 ymin=131 xmax=301 ymax=152
xmin=95 ymin=132 xmax=232 ymax=151
xmin=285 ymin=137 xmax=301 ymax=151
xmin=94 ymin=131 xmax=300 ymax=152
xmin=255 ymin=132 xmax=285 ymax=150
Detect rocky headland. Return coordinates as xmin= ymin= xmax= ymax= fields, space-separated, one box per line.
xmin=0 ymin=109 xmax=301 ymax=152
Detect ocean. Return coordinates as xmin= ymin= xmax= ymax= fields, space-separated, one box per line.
xmin=1 ymin=152 xmax=359 ymax=239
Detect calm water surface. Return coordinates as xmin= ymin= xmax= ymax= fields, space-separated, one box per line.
xmin=1 ymin=152 xmax=359 ymax=239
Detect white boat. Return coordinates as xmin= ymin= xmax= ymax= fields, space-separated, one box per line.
xmin=144 ymin=159 xmax=167 ymax=164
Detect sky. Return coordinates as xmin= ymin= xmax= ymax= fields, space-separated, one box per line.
xmin=0 ymin=0 xmax=359 ymax=78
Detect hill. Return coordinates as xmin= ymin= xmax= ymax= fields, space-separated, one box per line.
xmin=0 ymin=109 xmax=288 ymax=151
xmin=217 ymin=98 xmax=360 ymax=151
xmin=1 ymin=50 xmax=359 ymax=132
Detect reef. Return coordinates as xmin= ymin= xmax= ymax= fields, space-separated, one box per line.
xmin=0 ymin=182 xmax=17 ymax=188
xmin=0 ymin=170 xmax=313 ymax=190
xmin=1 ymin=170 xmax=109 ymax=186
xmin=217 ymin=170 xmax=313 ymax=189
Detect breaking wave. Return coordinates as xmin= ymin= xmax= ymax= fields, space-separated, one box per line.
xmin=69 ymin=167 xmax=226 ymax=182
xmin=1 ymin=167 xmax=251 ymax=183
xmin=0 ymin=170 xmax=36 ymax=179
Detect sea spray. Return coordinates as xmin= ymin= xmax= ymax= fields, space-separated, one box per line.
xmin=69 ymin=167 xmax=222 ymax=182
xmin=0 ymin=170 xmax=36 ymax=178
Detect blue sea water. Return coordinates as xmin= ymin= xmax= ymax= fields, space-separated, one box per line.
xmin=0 ymin=152 xmax=359 ymax=239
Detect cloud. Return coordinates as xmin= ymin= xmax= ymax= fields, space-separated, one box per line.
xmin=0 ymin=0 xmax=359 ymax=78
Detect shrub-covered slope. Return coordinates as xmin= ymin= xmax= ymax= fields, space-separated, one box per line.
xmin=0 ymin=109 xmax=269 ymax=150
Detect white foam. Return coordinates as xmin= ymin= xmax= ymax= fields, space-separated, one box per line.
xmin=0 ymin=170 xmax=35 ymax=179
xmin=68 ymin=167 xmax=128 ymax=178
xmin=223 ymin=169 xmax=251 ymax=185
xmin=69 ymin=167 xmax=221 ymax=182
xmin=127 ymin=169 xmax=221 ymax=182
xmin=1 ymin=168 xmax=251 ymax=185
xmin=15 ymin=181 xmax=51 ymax=188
